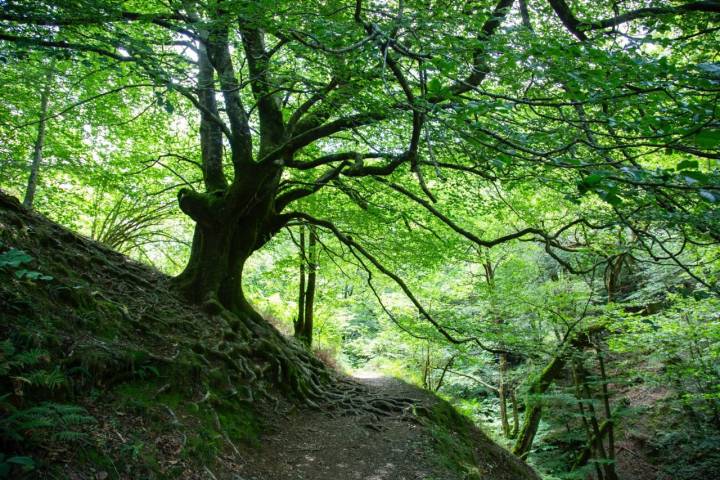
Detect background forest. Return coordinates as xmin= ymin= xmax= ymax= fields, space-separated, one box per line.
xmin=1 ymin=0 xmax=719 ymax=479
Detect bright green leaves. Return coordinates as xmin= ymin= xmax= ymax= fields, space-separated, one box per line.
xmin=426 ymin=77 xmax=447 ymax=97
xmin=676 ymin=160 xmax=699 ymax=171
xmin=576 ymin=160 xmax=719 ymax=207
xmin=577 ymin=171 xmax=622 ymax=207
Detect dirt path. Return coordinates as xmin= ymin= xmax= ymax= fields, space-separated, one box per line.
xmin=235 ymin=376 xmax=456 ymax=480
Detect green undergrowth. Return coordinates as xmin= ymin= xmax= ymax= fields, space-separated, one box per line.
xmin=1 ymin=307 xmax=264 ymax=479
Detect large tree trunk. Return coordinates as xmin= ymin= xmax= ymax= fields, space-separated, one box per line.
xmin=175 ymin=210 xmax=261 ymax=315
xmin=173 ymin=201 xmax=330 ymax=399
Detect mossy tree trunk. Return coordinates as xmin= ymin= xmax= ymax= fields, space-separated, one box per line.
xmin=513 ymin=328 xmax=595 ymax=458
xmin=512 ymin=353 xmax=565 ymax=459
xmin=300 ymin=226 xmax=317 ymax=346
xmin=498 ymin=353 xmax=511 ymax=437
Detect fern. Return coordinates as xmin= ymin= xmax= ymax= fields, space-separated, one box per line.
xmin=0 ymin=338 xmax=96 ymax=477
xmin=0 ymin=453 xmax=35 ymax=478
xmin=24 ymin=367 xmax=66 ymax=390
xmin=1 ymin=402 xmax=95 ymax=444
xmin=12 ymin=349 xmax=50 ymax=368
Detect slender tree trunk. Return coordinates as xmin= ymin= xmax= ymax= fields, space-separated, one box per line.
xmin=423 ymin=343 xmax=431 ymax=390
xmin=510 ymin=388 xmax=519 ymax=438
xmin=577 ymin=363 xmax=614 ymax=480
xmin=294 ymin=224 xmax=306 ymax=338
xmin=298 ymin=225 xmax=317 ymax=346
xmin=596 ymin=348 xmax=618 ymax=480
xmin=572 ymin=363 xmax=605 ymax=479
xmin=499 ymin=353 xmax=511 ymax=437
xmin=23 ymin=70 xmax=52 ymax=208
xmin=434 ymin=355 xmax=456 ymax=392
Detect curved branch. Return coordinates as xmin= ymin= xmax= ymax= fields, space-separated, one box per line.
xmin=287 ymin=212 xmax=508 ymax=352
xmin=548 ymin=0 xmax=720 ymax=41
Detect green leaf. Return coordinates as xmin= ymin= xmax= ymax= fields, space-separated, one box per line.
xmin=14 ymin=269 xmax=53 ymax=281
xmin=427 ymin=78 xmax=444 ymax=95
xmin=7 ymin=456 xmax=34 ymax=468
xmin=676 ymin=160 xmax=699 ymax=171
xmin=683 ymin=171 xmax=708 ymax=183
xmin=583 ymin=173 xmax=605 ymax=186
xmin=0 ymin=248 xmax=33 ymax=269
xmin=694 ymin=130 xmax=720 ymax=149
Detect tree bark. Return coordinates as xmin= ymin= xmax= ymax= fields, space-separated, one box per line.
xmin=596 ymin=348 xmax=618 ymax=480
xmin=510 ymin=388 xmax=519 ymax=438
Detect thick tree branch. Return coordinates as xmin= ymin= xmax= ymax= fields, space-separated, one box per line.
xmin=285 ymin=151 xmax=396 ymax=170
xmin=204 ymin=26 xmax=254 ymax=167
xmin=261 ymin=111 xmax=387 ymax=164
xmin=241 ymin=28 xmax=286 ymax=151
xmin=446 ymin=0 xmax=515 ymax=97
xmin=286 ymin=78 xmax=339 ymax=134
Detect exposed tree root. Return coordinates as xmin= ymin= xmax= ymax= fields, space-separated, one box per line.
xmin=197 ymin=304 xmax=421 ymax=421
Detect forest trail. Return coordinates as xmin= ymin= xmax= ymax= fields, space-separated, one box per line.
xmin=235 ymin=375 xmax=534 ymax=480
xmin=238 ymin=376 xmax=436 ymax=480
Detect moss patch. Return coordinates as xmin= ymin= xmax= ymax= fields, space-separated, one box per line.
xmin=421 ymin=400 xmax=482 ymax=479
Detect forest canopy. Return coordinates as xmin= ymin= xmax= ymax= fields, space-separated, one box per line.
xmin=1 ymin=0 xmax=719 ymax=478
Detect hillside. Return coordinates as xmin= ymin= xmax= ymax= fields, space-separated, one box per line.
xmin=0 ymin=190 xmax=538 ymax=480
